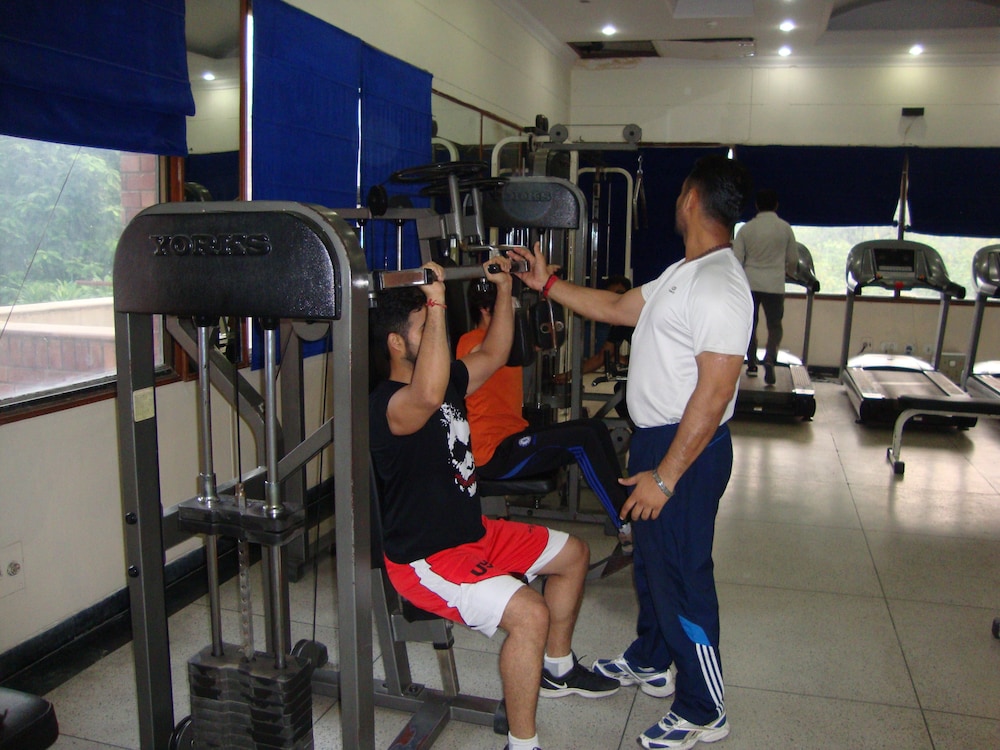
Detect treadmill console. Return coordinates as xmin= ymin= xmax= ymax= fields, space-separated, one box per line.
xmin=846 ymin=239 xmax=964 ymax=298
xmin=872 ymin=246 xmax=916 ymax=275
xmin=971 ymin=244 xmax=1000 ymax=298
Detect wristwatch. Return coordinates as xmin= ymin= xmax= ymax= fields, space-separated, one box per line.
xmin=652 ymin=468 xmax=674 ymax=499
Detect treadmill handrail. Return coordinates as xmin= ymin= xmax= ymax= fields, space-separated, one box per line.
xmin=787 ymin=242 xmax=820 ymax=293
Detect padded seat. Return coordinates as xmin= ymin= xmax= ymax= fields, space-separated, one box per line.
xmin=0 ymin=687 xmax=58 ymax=750
xmin=478 ymin=472 xmax=559 ymax=518
xmin=478 ymin=474 xmax=557 ymax=497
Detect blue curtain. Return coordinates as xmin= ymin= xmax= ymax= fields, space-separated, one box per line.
xmin=360 ymin=45 xmax=432 ymax=270
xmin=0 ymin=0 xmax=194 ymax=155
xmin=250 ymin=0 xmax=361 ymax=208
xmin=735 ymin=146 xmax=905 ymax=228
xmin=906 ymin=148 xmax=1000 ymax=238
xmin=185 ymin=151 xmax=240 ymax=201
xmin=249 ymin=1 xmax=432 ymax=366
xmin=597 ymin=147 xmax=729 ymax=284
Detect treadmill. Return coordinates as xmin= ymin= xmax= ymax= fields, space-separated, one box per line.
xmin=839 ymin=239 xmax=977 ymax=427
xmin=960 ymin=244 xmax=1000 ymax=401
xmin=736 ymin=242 xmax=818 ymax=419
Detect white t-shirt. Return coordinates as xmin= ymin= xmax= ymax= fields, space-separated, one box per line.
xmin=627 ymin=249 xmax=753 ymax=428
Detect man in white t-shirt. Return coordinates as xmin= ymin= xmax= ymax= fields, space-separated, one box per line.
xmin=513 ymin=154 xmax=753 ymax=750
xmin=733 ymin=189 xmax=798 ymax=385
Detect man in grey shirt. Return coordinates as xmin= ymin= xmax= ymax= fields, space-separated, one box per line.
xmin=733 ymin=189 xmax=798 ymax=385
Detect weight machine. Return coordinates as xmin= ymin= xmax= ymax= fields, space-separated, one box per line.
xmin=114 ymin=201 xmax=513 ymax=749
xmin=347 ymin=162 xmax=606 ymax=526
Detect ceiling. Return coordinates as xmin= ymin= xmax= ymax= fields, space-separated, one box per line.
xmin=185 ymin=0 xmax=1000 ymax=83
xmin=518 ymin=0 xmax=1000 ymax=63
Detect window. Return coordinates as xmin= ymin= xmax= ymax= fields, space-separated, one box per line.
xmin=791 ymin=225 xmax=1000 ymax=299
xmin=0 ymin=135 xmax=161 ymax=406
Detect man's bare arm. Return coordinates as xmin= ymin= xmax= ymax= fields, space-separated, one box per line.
xmin=510 ymin=243 xmax=643 ymax=328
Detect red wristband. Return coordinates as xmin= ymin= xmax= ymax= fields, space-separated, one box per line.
xmin=541 ymin=273 xmax=559 ymax=300
xmin=426 ymin=299 xmax=447 ymax=309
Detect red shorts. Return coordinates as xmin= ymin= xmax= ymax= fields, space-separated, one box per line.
xmin=384 ymin=517 xmax=568 ymax=637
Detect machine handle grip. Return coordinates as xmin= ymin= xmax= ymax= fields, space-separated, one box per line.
xmin=373 ymin=261 xmax=529 ymax=291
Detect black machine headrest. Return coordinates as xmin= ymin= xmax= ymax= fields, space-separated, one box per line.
xmin=481 ymin=177 xmax=584 ymax=231
xmin=113 ymin=201 xmax=364 ymax=320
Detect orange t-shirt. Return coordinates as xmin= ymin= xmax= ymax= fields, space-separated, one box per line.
xmin=456 ymin=327 xmax=529 ymax=466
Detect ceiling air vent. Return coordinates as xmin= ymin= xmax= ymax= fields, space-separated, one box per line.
xmin=653 ymin=37 xmax=756 ymax=60
xmin=568 ymin=40 xmax=660 ymax=59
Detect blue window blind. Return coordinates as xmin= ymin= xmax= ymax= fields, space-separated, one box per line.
xmin=735 ymin=146 xmax=905 ymax=228
xmin=0 ymin=0 xmax=194 ymax=155
xmin=605 ymin=147 xmax=730 ymax=284
xmin=250 ymin=0 xmax=361 ymax=208
xmin=906 ymin=148 xmax=1000 ymax=238
xmin=249 ymin=2 xmax=433 ymax=366
xmin=361 ymin=45 xmax=432 ymax=270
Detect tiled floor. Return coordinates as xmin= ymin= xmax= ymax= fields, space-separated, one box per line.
xmin=44 ymin=381 xmax=1000 ymax=749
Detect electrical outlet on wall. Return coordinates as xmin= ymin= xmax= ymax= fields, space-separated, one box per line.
xmin=0 ymin=541 xmax=25 ymax=598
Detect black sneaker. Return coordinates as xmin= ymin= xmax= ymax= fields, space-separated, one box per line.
xmin=746 ymin=364 xmax=758 ymax=377
xmin=539 ymin=656 xmax=620 ymax=698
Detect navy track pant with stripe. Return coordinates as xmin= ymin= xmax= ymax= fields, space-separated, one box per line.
xmin=624 ymin=422 xmax=733 ymax=725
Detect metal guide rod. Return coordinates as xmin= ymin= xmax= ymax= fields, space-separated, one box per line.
xmin=263 ymin=325 xmax=282 ymax=516
xmin=261 ymin=323 xmax=292 ymax=669
xmin=196 ymin=323 xmax=225 ymax=657
xmin=196 ymin=324 xmax=219 ymax=505
xmin=372 ymin=259 xmax=530 ymax=291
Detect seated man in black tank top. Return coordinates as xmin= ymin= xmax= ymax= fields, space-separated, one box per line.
xmin=369 ymin=258 xmax=618 ymax=750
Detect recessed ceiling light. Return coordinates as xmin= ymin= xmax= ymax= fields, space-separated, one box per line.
xmin=778 ymin=46 xmax=792 ymax=57
xmin=602 ymin=24 xmax=617 ymax=36
xmin=779 ymin=20 xmax=795 ymax=32
xmin=909 ymin=44 xmax=924 ymax=56
xmin=202 ymin=72 xmax=216 ymax=81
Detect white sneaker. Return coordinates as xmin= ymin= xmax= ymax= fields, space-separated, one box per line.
xmin=638 ymin=711 xmax=730 ymax=749
xmin=591 ymin=654 xmax=674 ymax=697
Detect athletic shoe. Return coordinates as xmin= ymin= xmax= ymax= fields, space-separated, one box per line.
xmin=763 ymin=362 xmax=776 ymax=385
xmin=539 ymin=657 xmax=620 ymax=698
xmin=638 ymin=711 xmax=729 ymax=749
xmin=592 ymin=654 xmax=674 ymax=697
xmin=502 ymin=746 xmax=540 ymax=750
xmin=746 ymin=364 xmax=758 ymax=377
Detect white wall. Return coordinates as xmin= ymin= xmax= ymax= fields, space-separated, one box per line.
xmin=570 ymin=59 xmax=1000 ymax=147
xmin=187 ymin=54 xmax=240 ymax=154
xmin=781 ymin=296 xmax=1000 ymax=370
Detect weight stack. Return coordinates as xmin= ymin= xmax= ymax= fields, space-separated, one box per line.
xmin=188 ymin=643 xmax=314 ymax=749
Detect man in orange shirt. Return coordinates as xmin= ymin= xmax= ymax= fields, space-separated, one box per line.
xmin=457 ymin=280 xmax=627 ymax=528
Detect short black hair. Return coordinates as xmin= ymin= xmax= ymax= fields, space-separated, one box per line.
xmin=602 ymin=275 xmax=632 ymax=292
xmin=685 ymin=155 xmax=753 ymax=231
xmin=755 ymin=189 xmax=779 ymax=212
xmin=369 ymin=286 xmax=425 ymax=384
xmin=466 ymin=280 xmax=497 ymax=327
